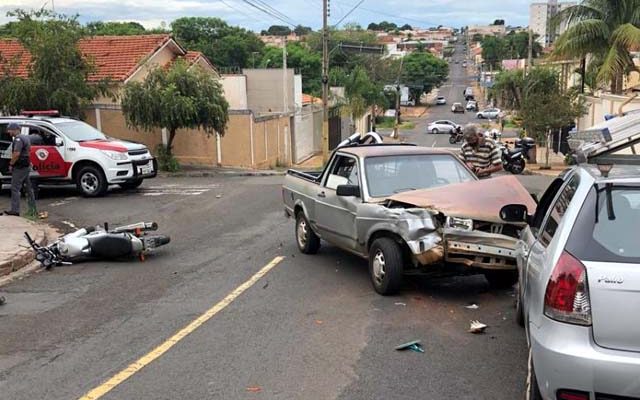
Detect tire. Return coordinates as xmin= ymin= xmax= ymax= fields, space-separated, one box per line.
xmin=515 ymin=282 xmax=525 ymax=327
xmin=484 ymin=270 xmax=518 ymax=289
xmin=509 ymin=158 xmax=525 ymax=175
xmin=526 ymin=350 xmax=544 ymax=400
xmin=477 ymin=114 xmax=484 ymax=119
xmin=431 ymin=128 xmax=439 ymax=134
xmin=295 ymin=212 xmax=320 ymax=254
xmin=76 ymin=165 xmax=108 ymax=197
xmin=449 ymin=136 xmax=457 ymax=144
xmin=369 ymin=237 xmax=404 ymax=295
xmin=145 ymin=234 xmax=171 ymax=249
xmin=118 ymin=179 xmax=144 ymax=190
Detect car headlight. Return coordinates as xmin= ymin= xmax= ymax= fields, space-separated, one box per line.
xmin=101 ymin=150 xmax=128 ymax=161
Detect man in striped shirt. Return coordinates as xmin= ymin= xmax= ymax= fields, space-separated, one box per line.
xmin=459 ymin=124 xmax=503 ymax=178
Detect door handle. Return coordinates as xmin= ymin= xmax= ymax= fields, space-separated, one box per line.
xmin=317 ymin=191 xmax=326 ymax=198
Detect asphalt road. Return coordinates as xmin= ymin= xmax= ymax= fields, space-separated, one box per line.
xmin=0 ymin=170 xmax=552 ymax=400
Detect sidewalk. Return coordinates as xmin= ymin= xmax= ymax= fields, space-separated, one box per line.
xmin=0 ymin=216 xmax=53 ymax=279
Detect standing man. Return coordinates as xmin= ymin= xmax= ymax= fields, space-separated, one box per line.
xmin=459 ymin=123 xmax=503 ymax=178
xmin=3 ymin=123 xmax=37 ymax=216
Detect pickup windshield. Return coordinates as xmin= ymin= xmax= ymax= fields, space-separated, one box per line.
xmin=55 ymin=121 xmax=107 ymax=142
xmin=365 ymin=154 xmax=475 ymax=197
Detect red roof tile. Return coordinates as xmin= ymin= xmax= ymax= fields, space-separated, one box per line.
xmin=302 ymin=93 xmax=321 ymax=105
xmin=0 ymin=39 xmax=31 ymax=78
xmin=0 ymin=34 xmax=204 ymax=82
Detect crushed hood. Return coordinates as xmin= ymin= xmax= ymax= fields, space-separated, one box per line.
xmin=387 ymin=175 xmax=537 ymax=224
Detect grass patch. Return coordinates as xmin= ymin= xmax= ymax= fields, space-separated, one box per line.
xmin=376 ymin=117 xmax=415 ymax=130
xmin=503 ymin=119 xmax=520 ymax=129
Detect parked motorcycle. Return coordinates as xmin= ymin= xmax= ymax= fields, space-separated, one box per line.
xmin=497 ymin=142 xmax=526 ymax=175
xmin=25 ymin=222 xmax=170 ymax=269
xmin=449 ymin=127 xmax=463 ymax=144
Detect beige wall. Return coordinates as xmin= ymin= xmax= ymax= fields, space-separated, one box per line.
xmin=577 ymin=94 xmax=640 ymax=130
xmin=244 ymin=68 xmax=296 ymax=113
xmin=222 ymin=75 xmax=249 ymax=110
xmin=127 ymin=42 xmax=179 ymax=83
xmin=85 ymin=107 xmax=292 ymax=169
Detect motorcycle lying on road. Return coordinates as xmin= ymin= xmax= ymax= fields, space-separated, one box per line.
xmin=449 ymin=127 xmax=463 ymax=144
xmin=25 ymin=222 xmax=170 ymax=269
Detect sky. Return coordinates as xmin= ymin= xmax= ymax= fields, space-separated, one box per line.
xmin=0 ymin=0 xmax=534 ymax=31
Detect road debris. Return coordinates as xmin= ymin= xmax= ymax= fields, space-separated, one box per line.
xmin=464 ymin=304 xmax=479 ymax=310
xmin=315 ymin=320 xmax=324 ymax=325
xmin=0 ymin=296 xmax=6 ymax=306
xmin=394 ymin=302 xmax=407 ymax=306
xmin=216 ymin=194 xmax=223 ymax=199
xmin=395 ymin=340 xmax=424 ymax=353
xmin=38 ymin=211 xmax=48 ymax=219
xmin=469 ymin=320 xmax=488 ymax=334
xmin=246 ymin=386 xmax=262 ymax=393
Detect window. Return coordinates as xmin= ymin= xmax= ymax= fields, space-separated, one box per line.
xmin=365 ymin=154 xmax=475 ymax=198
xmin=325 ymin=155 xmax=358 ymax=190
xmin=54 ymin=121 xmax=106 ymax=142
xmin=539 ymin=175 xmax=580 ymax=246
xmin=0 ymin=123 xmax=10 ymax=142
xmin=27 ymin=126 xmax=58 ymax=146
xmin=567 ymin=186 xmax=640 ymax=263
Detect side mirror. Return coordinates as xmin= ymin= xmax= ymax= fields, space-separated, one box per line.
xmin=500 ymin=204 xmax=529 ymax=223
xmin=336 ymin=184 xmax=361 ymax=198
xmin=55 ymin=137 xmax=63 ymax=147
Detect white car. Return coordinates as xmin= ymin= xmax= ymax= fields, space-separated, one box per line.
xmin=476 ymin=108 xmax=501 ymax=119
xmin=435 ymin=96 xmax=447 ymax=105
xmin=0 ymin=113 xmax=157 ymax=197
xmin=427 ymin=120 xmax=460 ymax=134
xmin=466 ymin=100 xmax=478 ymax=111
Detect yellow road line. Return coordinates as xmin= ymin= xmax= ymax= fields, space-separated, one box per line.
xmin=79 ymin=256 xmax=285 ymax=400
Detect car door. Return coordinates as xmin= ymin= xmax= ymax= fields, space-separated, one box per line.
xmin=25 ymin=123 xmax=69 ymax=179
xmin=314 ymin=154 xmax=361 ymax=251
xmin=0 ymin=122 xmax=12 ymax=177
xmin=522 ymin=173 xmax=581 ymax=330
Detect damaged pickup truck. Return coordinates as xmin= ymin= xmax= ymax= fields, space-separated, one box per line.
xmin=283 ymin=138 xmax=536 ymax=295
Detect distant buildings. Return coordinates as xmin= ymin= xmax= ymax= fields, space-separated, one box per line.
xmin=529 ymin=0 xmax=577 ymax=48
xmin=467 ymin=24 xmax=506 ymax=38
xmin=259 ymin=34 xmax=302 ymax=48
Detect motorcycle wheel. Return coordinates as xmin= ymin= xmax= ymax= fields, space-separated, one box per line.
xmin=510 ymin=158 xmax=525 ymax=175
xmin=145 ymin=235 xmax=171 ymax=248
xmin=449 ymin=136 xmax=457 ymax=144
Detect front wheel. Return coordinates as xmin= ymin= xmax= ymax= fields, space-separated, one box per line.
xmin=477 ymin=114 xmax=484 ymax=119
xmin=296 ymin=212 xmax=320 ymax=254
xmin=76 ymin=165 xmax=108 ymax=197
xmin=369 ymin=238 xmax=404 ymax=295
xmin=431 ymin=128 xmax=439 ymax=134
xmin=509 ymin=158 xmax=525 ymax=175
xmin=119 ymin=179 xmax=143 ymax=190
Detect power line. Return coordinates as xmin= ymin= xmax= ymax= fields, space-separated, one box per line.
xmin=218 ymin=0 xmax=261 ymax=22
xmin=334 ymin=0 xmax=365 ymax=27
xmin=239 ymin=0 xmax=297 ymax=27
xmin=334 ymin=1 xmax=438 ymax=27
xmin=252 ymin=0 xmax=297 ymax=26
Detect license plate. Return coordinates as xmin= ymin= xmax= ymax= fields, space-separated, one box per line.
xmin=139 ymin=163 xmax=153 ymax=175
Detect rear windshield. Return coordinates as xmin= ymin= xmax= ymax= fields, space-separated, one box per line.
xmin=566 ymin=185 xmax=640 ymax=263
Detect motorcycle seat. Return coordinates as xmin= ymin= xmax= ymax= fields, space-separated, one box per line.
xmin=88 ymin=234 xmax=133 ymax=259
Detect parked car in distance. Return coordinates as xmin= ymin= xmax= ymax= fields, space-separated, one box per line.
xmin=427 ymin=120 xmax=460 ymax=134
xmin=503 ymin=113 xmax=640 ymax=400
xmin=436 ymin=96 xmax=447 ymax=105
xmin=476 ymin=108 xmax=501 ymax=119
xmin=0 ymin=112 xmax=157 ymax=197
xmin=451 ymin=103 xmax=465 ymax=113
xmin=465 ymin=100 xmax=478 ymax=111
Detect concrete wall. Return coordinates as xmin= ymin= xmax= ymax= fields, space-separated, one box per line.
xmin=85 ymin=106 xmax=292 ymax=169
xmin=292 ymin=107 xmax=322 ymax=163
xmin=244 ymin=68 xmax=296 ymax=113
xmin=222 ymin=75 xmax=248 ymax=110
xmin=578 ymin=94 xmax=640 ymax=130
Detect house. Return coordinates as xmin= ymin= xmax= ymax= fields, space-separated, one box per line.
xmin=0 ymin=35 xmax=293 ymax=169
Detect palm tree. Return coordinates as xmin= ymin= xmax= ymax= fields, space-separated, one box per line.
xmin=552 ymin=0 xmax=640 ymax=94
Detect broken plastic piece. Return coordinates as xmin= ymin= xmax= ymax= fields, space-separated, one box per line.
xmin=246 ymin=386 xmax=262 ymax=393
xmin=0 ymin=296 xmax=5 ymax=306
xmin=395 ymin=340 xmax=424 ymax=353
xmin=469 ymin=320 xmax=487 ymax=333
xmin=216 ymin=194 xmax=223 ymax=199
xmin=464 ymin=304 xmax=479 ymax=310
xmin=395 ymin=302 xmax=407 ymax=306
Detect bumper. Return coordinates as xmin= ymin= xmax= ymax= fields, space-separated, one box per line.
xmin=106 ymin=158 xmax=157 ymax=183
xmin=442 ymin=228 xmax=518 ymax=270
xmin=531 ymin=317 xmax=640 ymax=400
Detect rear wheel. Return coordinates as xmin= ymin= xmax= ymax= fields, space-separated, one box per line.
xmin=484 ymin=270 xmax=518 ymax=289
xmin=76 ymin=165 xmax=107 ymax=197
xmin=449 ymin=135 xmax=457 ymax=144
xmin=510 ymin=158 xmax=526 ymax=175
xmin=296 ymin=212 xmax=320 ymax=254
xmin=119 ymin=179 xmax=144 ymax=190
xmin=369 ymin=238 xmax=404 ymax=295
xmin=431 ymin=128 xmax=439 ymax=134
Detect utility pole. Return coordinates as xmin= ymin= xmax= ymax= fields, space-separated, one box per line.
xmin=527 ymin=28 xmax=533 ymax=72
xmin=283 ymin=35 xmax=288 ymax=114
xmin=321 ymin=0 xmax=330 ymax=162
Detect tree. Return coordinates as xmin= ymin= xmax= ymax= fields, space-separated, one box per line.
xmin=481 ymin=36 xmax=508 ymax=69
xmin=0 ymin=9 xmax=110 ymax=117
xmin=493 ymin=19 xmax=505 ymax=26
xmin=367 ymin=23 xmax=379 ymax=31
xmin=331 ymin=66 xmax=387 ymax=133
xmin=553 ymin=0 xmax=640 ymax=94
xmin=400 ymin=24 xmax=413 ymax=31
xmin=121 ymin=61 xmax=229 ymax=158
xmin=401 ymin=50 xmax=449 ymax=104
xmin=261 ymin=25 xmax=291 ymax=36
xmin=171 ymin=17 xmax=265 ymax=68
xmin=260 ymin=43 xmax=322 ymax=95
xmin=86 ymin=21 xmax=147 ymax=35
xmin=293 ymin=25 xmax=312 ymax=36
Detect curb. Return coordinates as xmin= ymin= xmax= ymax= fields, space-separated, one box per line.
xmin=0 ymin=226 xmax=54 ymax=281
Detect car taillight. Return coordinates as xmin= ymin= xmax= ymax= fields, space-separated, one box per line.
xmin=544 ymin=251 xmax=592 ymax=326
xmin=556 ymin=389 xmax=590 ymax=400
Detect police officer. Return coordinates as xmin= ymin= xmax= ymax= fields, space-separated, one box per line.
xmin=3 ymin=123 xmax=37 ymax=216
